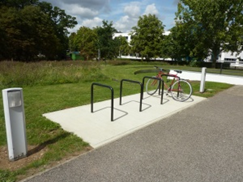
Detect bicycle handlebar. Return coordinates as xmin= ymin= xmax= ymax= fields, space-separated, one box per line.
xmin=154 ymin=66 xmax=167 ymax=72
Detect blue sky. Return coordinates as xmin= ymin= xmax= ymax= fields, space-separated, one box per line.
xmin=41 ymin=0 xmax=179 ymax=33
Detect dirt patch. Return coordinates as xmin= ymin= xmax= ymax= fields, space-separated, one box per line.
xmin=0 ymin=145 xmax=48 ymax=171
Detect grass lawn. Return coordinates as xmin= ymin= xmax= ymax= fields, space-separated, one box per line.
xmin=0 ymin=60 xmax=234 ymax=181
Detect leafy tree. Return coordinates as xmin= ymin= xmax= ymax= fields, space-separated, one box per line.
xmin=0 ymin=0 xmax=77 ymax=61
xmin=162 ymin=24 xmax=208 ymax=62
xmin=176 ymin=0 xmax=243 ymax=66
xmin=0 ymin=6 xmax=16 ymax=60
xmin=0 ymin=26 xmax=8 ymax=60
xmin=68 ymin=32 xmax=78 ymax=52
xmin=74 ymin=27 xmax=98 ymax=60
xmin=18 ymin=5 xmax=59 ymax=60
xmin=161 ymin=28 xmax=181 ymax=61
xmin=38 ymin=1 xmax=77 ymax=59
xmin=0 ymin=0 xmax=39 ymax=8
xmin=0 ymin=5 xmax=58 ymax=61
xmin=94 ymin=20 xmax=118 ymax=59
xmin=130 ymin=14 xmax=165 ymax=61
xmin=113 ymin=36 xmax=130 ymax=57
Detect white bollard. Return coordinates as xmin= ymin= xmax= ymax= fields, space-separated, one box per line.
xmin=2 ymin=88 xmax=27 ymax=161
xmin=200 ymin=67 xmax=207 ymax=93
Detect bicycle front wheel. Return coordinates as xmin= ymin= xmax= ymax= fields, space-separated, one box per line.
xmin=146 ymin=77 xmax=159 ymax=95
xmin=171 ymin=80 xmax=192 ymax=102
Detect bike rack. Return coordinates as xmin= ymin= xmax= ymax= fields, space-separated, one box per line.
xmin=142 ymin=76 xmax=164 ymax=104
xmin=91 ymin=83 xmax=114 ymax=121
xmin=120 ymin=79 xmax=143 ymax=112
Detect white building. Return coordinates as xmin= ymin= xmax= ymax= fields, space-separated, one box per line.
xmin=113 ymin=31 xmax=243 ymax=63
xmin=113 ymin=33 xmax=132 ymax=43
xmin=216 ymin=52 xmax=243 ymax=63
xmin=113 ymin=31 xmax=171 ymax=44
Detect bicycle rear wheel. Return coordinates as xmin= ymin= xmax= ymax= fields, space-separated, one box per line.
xmin=171 ymin=80 xmax=192 ymax=102
xmin=146 ymin=77 xmax=159 ymax=95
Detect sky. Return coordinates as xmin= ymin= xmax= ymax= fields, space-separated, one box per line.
xmin=40 ymin=0 xmax=180 ymax=33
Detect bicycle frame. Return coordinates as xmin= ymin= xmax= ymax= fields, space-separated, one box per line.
xmin=154 ymin=70 xmax=180 ymax=93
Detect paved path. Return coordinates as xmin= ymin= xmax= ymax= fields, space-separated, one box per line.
xmin=23 ymin=85 xmax=243 ymax=182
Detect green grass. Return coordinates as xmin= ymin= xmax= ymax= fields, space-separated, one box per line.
xmin=0 ymin=60 xmax=236 ymax=181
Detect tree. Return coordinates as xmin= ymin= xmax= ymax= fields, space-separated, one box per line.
xmin=38 ymin=1 xmax=77 ymax=59
xmin=0 ymin=0 xmax=39 ymax=8
xmin=17 ymin=5 xmax=59 ymax=60
xmin=162 ymin=24 xmax=208 ymax=62
xmin=176 ymin=0 xmax=243 ymax=66
xmin=74 ymin=27 xmax=98 ymax=60
xmin=0 ymin=4 xmax=59 ymax=61
xmin=0 ymin=0 xmax=77 ymax=61
xmin=113 ymin=36 xmax=130 ymax=57
xmin=130 ymin=14 xmax=165 ymax=61
xmin=94 ymin=20 xmax=118 ymax=60
xmin=161 ymin=27 xmax=182 ymax=61
xmin=68 ymin=32 xmax=77 ymax=52
xmin=0 ymin=23 xmax=8 ymax=60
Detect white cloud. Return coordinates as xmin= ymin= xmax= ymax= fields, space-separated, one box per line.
xmin=41 ymin=0 xmax=178 ymax=33
xmin=114 ymin=2 xmax=142 ymax=33
xmin=114 ymin=16 xmax=129 ymax=31
xmin=81 ymin=17 xmax=103 ymax=28
xmin=124 ymin=4 xmax=140 ymax=18
xmin=65 ymin=4 xmax=99 ymax=18
xmin=68 ymin=17 xmax=103 ymax=33
xmin=44 ymin=0 xmax=110 ymax=11
xmin=144 ymin=3 xmax=159 ymax=16
xmin=115 ymin=15 xmax=137 ymax=33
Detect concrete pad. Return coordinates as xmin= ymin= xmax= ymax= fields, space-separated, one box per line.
xmin=43 ymin=93 xmax=206 ymax=148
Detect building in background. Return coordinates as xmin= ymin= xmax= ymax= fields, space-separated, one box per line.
xmin=113 ymin=31 xmax=243 ymax=64
xmin=113 ymin=31 xmax=171 ymax=61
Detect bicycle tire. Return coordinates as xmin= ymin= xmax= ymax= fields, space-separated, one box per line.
xmin=170 ymin=79 xmax=192 ymax=102
xmin=146 ymin=77 xmax=159 ymax=95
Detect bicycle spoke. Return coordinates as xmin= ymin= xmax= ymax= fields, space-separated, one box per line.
xmin=171 ymin=80 xmax=192 ymax=102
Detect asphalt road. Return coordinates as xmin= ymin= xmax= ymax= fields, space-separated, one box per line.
xmin=23 ymin=85 xmax=243 ymax=182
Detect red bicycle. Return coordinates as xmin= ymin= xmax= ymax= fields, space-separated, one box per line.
xmin=146 ymin=66 xmax=192 ymax=102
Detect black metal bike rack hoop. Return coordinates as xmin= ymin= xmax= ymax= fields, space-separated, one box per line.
xmin=142 ymin=76 xmax=164 ymax=105
xmin=120 ymin=79 xmax=143 ymax=112
xmin=91 ymin=83 xmax=114 ymax=121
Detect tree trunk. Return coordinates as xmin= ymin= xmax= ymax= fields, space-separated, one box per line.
xmin=211 ymin=55 xmax=217 ymax=68
xmin=211 ymin=47 xmax=220 ymax=68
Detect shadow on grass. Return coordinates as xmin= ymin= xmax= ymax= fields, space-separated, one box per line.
xmin=27 ymin=133 xmax=70 ymax=156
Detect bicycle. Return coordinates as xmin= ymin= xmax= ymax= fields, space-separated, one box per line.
xmin=146 ymin=66 xmax=193 ymax=102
